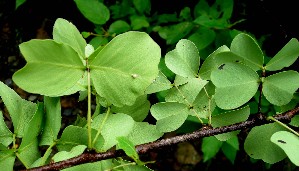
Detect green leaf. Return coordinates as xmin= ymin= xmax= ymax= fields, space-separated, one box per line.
xmin=165 ymin=39 xmax=200 ymax=77
xmin=18 ymin=102 xmax=43 ymax=168
xmin=74 ymin=0 xmax=110 ymax=25
xmin=221 ymin=136 xmax=239 ymax=164
xmin=0 ymin=150 xmax=15 ymax=171
xmin=132 ymin=0 xmax=151 ymax=14
xmin=127 ymin=122 xmax=163 ymax=145
xmin=265 ymin=38 xmax=299 ymax=71
xmin=52 ymin=145 xmax=86 ymax=162
xmin=57 ymin=126 xmax=103 ymax=152
xmin=40 ymin=96 xmax=61 ymax=145
xmin=211 ymin=63 xmax=259 ymax=109
xmin=166 ymin=78 xmax=208 ymax=105
xmin=150 ymin=102 xmax=190 ymax=133
xmin=16 ymin=0 xmax=26 ymax=9
xmin=270 ymin=131 xmax=299 ymax=166
xmin=212 ymin=106 xmax=250 ymax=141
xmin=230 ymin=33 xmax=264 ymax=71
xmin=90 ymin=31 xmax=161 ymax=107
xmin=202 ymin=136 xmax=223 ymax=162
xmin=290 ymin=115 xmax=299 ymax=127
xmin=53 ymin=18 xmax=87 ymax=60
xmin=188 ymin=27 xmax=216 ymax=51
xmin=145 ymin=71 xmax=173 ymax=94
xmin=198 ymin=45 xmax=230 ymax=80
xmin=192 ymin=82 xmax=216 ymax=118
xmin=108 ymin=20 xmax=131 ymax=34
xmin=91 ymin=113 xmax=135 ymax=151
xmin=0 ymin=111 xmax=13 ymax=147
xmin=244 ymin=123 xmax=287 ymax=164
xmin=0 ymin=81 xmax=37 ymax=137
xmin=13 ymin=40 xmax=85 ymax=96
xmin=111 ymin=95 xmax=150 ymax=122
xmin=116 ymin=137 xmax=141 ymax=164
xmin=263 ymin=71 xmax=299 ymax=106
xmin=158 ymin=22 xmax=194 ymax=45
xmin=130 ymin=15 xmax=149 ymax=30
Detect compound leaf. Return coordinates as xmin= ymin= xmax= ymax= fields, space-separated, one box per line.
xmin=13 ymin=40 xmax=85 ymax=96
xmin=90 ymin=31 xmax=161 ymax=107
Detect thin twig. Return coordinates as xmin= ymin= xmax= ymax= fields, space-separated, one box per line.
xmin=23 ymin=106 xmax=299 ymax=171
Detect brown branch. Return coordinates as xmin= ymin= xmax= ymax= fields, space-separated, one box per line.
xmin=23 ymin=106 xmax=299 ymax=171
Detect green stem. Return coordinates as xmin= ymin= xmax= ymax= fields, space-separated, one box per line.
xmin=87 ymin=64 xmax=92 ymax=149
xmin=40 ymin=142 xmax=56 ymax=165
xmin=16 ymin=152 xmax=29 ymax=169
xmin=268 ymin=116 xmax=299 ymax=136
xmin=104 ymin=162 xmax=136 ymax=171
xmin=92 ymin=107 xmax=111 ymax=147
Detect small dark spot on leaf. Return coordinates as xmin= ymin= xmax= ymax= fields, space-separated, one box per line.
xmin=235 ymin=60 xmax=240 ymax=63
xmin=278 ymin=140 xmax=286 ymax=144
xmin=218 ymin=64 xmax=225 ymax=70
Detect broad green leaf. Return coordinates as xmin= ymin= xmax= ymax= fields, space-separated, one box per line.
xmin=132 ymin=0 xmax=151 ymax=14
xmin=13 ymin=40 xmax=85 ymax=96
xmin=211 ymin=63 xmax=259 ymax=109
xmin=57 ymin=126 xmax=103 ymax=152
xmin=192 ymin=82 xmax=216 ymax=118
xmin=30 ymin=148 xmax=52 ymax=168
xmin=18 ymin=103 xmax=43 ymax=168
xmin=173 ymin=75 xmax=189 ymax=86
xmin=290 ymin=115 xmax=299 ymax=127
xmin=221 ymin=136 xmax=239 ymax=164
xmin=40 ymin=96 xmax=61 ymax=145
xmin=158 ymin=22 xmax=194 ymax=45
xmin=263 ymin=71 xmax=299 ymax=106
xmin=202 ymin=136 xmax=223 ymax=162
xmin=150 ymin=102 xmax=190 ymax=133
xmin=111 ymin=95 xmax=150 ymax=122
xmin=270 ymin=131 xmax=299 ymax=166
xmin=165 ymin=39 xmax=200 ymax=77
xmin=74 ymin=0 xmax=110 ymax=25
xmin=108 ymin=20 xmax=131 ymax=34
xmin=116 ymin=137 xmax=140 ymax=164
xmin=0 ymin=81 xmax=37 ymax=137
xmin=130 ymin=15 xmax=149 ymax=30
xmin=18 ymin=139 xmax=40 ymax=168
xmin=0 ymin=111 xmax=13 ymax=147
xmin=244 ymin=123 xmax=287 ymax=164
xmin=16 ymin=0 xmax=26 ymax=9
xmin=91 ymin=113 xmax=135 ymax=151
xmin=52 ymin=145 xmax=86 ymax=162
xmin=53 ymin=18 xmax=87 ymax=60
xmin=212 ymin=106 xmax=250 ymax=141
xmin=0 ymin=150 xmax=15 ymax=171
xmin=166 ymin=78 xmax=208 ymax=105
xmin=230 ymin=33 xmax=264 ymax=71
xmin=127 ymin=122 xmax=163 ymax=145
xmin=265 ymin=38 xmax=299 ymax=71
xmin=90 ymin=31 xmax=161 ymax=107
xmin=198 ymin=45 xmax=230 ymax=80
xmin=62 ymin=161 xmax=105 ymax=171
xmin=188 ymin=27 xmax=216 ymax=51
xmin=145 ymin=71 xmax=173 ymax=94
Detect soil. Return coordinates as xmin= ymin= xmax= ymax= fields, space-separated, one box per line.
xmin=1 ymin=0 xmax=299 ymax=170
